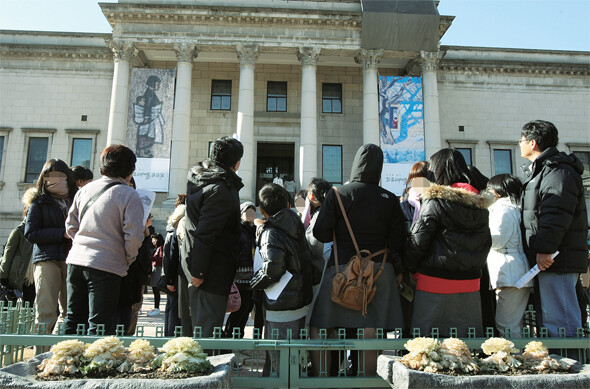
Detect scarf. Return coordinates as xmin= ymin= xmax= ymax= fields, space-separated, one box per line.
xmin=407 ymin=187 xmax=421 ymax=224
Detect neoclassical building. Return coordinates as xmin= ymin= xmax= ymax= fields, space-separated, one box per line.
xmin=1 ymin=0 xmax=589 ymax=240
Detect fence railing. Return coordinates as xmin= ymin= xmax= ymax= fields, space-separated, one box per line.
xmin=1 ymin=301 xmax=589 ymax=388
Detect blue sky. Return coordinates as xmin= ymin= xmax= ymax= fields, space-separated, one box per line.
xmin=0 ymin=0 xmax=589 ymax=51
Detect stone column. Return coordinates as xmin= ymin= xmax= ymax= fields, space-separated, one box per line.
xmin=168 ymin=43 xmax=198 ymax=199
xmin=236 ymin=44 xmax=259 ymax=201
xmin=105 ymin=40 xmax=136 ymax=146
xmin=297 ymin=47 xmax=321 ymax=189
xmin=420 ymin=50 xmax=443 ymax=159
xmin=355 ymin=49 xmax=383 ymax=146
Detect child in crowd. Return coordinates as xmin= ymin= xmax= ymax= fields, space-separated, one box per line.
xmin=251 ymin=183 xmax=313 ymax=376
xmin=486 ymin=174 xmax=532 ymax=337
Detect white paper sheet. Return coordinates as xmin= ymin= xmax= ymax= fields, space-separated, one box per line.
xmin=136 ymin=189 xmax=156 ymax=226
xmin=253 ymin=247 xmax=293 ymax=300
xmin=515 ymin=251 xmax=559 ymax=289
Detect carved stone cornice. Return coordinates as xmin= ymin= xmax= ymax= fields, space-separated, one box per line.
xmin=0 ymin=45 xmax=111 ymax=61
xmin=174 ymin=43 xmax=198 ymax=63
xmin=354 ymin=49 xmax=383 ymax=69
xmin=438 ymin=61 xmax=590 ymax=76
xmin=297 ymin=47 xmax=321 ymax=67
xmin=420 ymin=50 xmax=444 ymax=72
xmin=105 ymin=39 xmax=137 ymax=62
xmin=236 ymin=44 xmax=259 ymax=65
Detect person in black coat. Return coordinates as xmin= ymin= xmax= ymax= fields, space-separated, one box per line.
xmin=181 ymin=136 xmax=243 ymax=338
xmin=519 ymin=120 xmax=588 ymax=339
xmin=24 ymin=159 xmax=77 ymax=334
xmin=223 ymin=201 xmax=256 ymax=338
xmin=404 ymin=148 xmax=492 ymax=338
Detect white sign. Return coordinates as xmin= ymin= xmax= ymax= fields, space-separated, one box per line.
xmin=381 ymin=163 xmax=413 ymax=196
xmin=134 ymin=158 xmax=170 ymax=192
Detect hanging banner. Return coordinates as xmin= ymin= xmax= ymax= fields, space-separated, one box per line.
xmin=378 ymin=76 xmax=425 ymax=196
xmin=127 ymin=68 xmax=176 ymax=192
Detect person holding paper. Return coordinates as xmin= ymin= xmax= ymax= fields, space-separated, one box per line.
xmin=485 ymin=174 xmax=532 ymax=337
xmin=64 ymin=145 xmax=144 ymax=335
xmin=250 ymin=183 xmax=313 ymax=377
xmin=519 ymin=120 xmax=588 ymax=339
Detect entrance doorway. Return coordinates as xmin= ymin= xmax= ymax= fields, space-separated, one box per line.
xmin=256 ymin=142 xmax=295 ymax=205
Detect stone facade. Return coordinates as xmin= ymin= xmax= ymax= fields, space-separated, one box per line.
xmin=0 ymin=0 xmax=589 ymax=243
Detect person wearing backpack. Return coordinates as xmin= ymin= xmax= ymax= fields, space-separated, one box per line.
xmin=310 ymin=143 xmax=406 ymax=377
xmin=251 ymin=183 xmax=313 ymax=377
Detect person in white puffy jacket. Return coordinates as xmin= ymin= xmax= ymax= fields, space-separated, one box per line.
xmin=486 ymin=174 xmax=532 ymax=338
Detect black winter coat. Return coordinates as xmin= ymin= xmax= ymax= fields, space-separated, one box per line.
xmin=313 ymin=144 xmax=406 ymax=273
xmin=182 ymin=159 xmax=243 ymax=296
xmin=234 ymin=221 xmax=255 ymax=286
xmin=251 ymin=209 xmax=313 ymax=311
xmin=404 ymin=184 xmax=492 ymax=280
xmin=25 ymin=193 xmax=72 ymax=264
xmin=521 ymin=147 xmax=588 ymax=273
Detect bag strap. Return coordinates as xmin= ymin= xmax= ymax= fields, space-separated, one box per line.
xmin=79 ymin=182 xmax=123 ymax=222
xmin=332 ymin=187 xmax=388 ymax=275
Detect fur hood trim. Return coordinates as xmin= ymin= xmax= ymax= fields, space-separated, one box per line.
xmin=422 ymin=184 xmax=493 ymax=210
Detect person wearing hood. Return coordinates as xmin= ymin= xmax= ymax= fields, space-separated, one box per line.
xmin=404 ymin=148 xmax=492 ymax=338
xmin=181 ymin=136 xmax=244 ymax=338
xmin=25 ymin=159 xmax=77 ymax=335
xmin=519 ymin=120 xmax=588 ymax=340
xmin=250 ymin=183 xmax=313 ymax=376
xmin=310 ymin=144 xmax=406 ymax=377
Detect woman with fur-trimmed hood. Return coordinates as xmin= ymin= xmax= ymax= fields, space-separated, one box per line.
xmin=404 ymin=148 xmax=492 ymax=338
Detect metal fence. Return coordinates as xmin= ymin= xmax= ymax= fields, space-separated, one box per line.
xmin=1 ymin=301 xmax=589 ymax=388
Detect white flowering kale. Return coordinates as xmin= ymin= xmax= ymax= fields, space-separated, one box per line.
xmin=152 ymin=337 xmax=212 ymax=374
xmin=117 ymin=339 xmax=156 ymax=373
xmin=480 ymin=338 xmax=522 ymax=372
xmin=80 ymin=336 xmax=127 ymax=375
xmin=37 ymin=340 xmax=87 ymax=377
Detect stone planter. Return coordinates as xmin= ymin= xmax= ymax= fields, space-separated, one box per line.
xmin=377 ymin=354 xmax=590 ymax=389
xmin=0 ymin=352 xmax=234 ymax=389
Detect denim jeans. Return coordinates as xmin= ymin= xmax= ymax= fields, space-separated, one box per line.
xmin=537 ymin=272 xmax=581 ymax=337
xmin=64 ymin=264 xmax=121 ymax=335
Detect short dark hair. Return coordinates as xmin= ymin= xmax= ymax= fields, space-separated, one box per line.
xmin=487 ymin=174 xmax=523 ymax=205
xmin=521 ymin=120 xmax=559 ymax=151
xmin=36 ymin=159 xmax=77 ymax=198
xmin=467 ymin=165 xmax=489 ymax=193
xmin=151 ymin=233 xmax=165 ymax=247
xmin=72 ymin=166 xmax=93 ymax=181
xmin=307 ymin=177 xmax=331 ymax=205
xmin=210 ymin=136 xmax=243 ymax=169
xmin=258 ymin=183 xmax=290 ymax=216
xmin=99 ymin=144 xmax=136 ymax=179
xmin=429 ymin=148 xmax=472 ymax=186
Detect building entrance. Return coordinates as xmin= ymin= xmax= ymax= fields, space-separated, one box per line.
xmin=256 ymin=142 xmax=295 ymax=204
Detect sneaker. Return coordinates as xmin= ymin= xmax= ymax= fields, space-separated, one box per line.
xmin=147 ymin=308 xmax=160 ymax=317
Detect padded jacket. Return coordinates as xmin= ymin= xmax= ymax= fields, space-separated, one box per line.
xmin=520 ymin=147 xmax=588 ymax=273
xmin=25 ymin=193 xmax=72 ymax=264
xmin=181 ymin=159 xmax=243 ymax=296
xmin=251 ymin=208 xmax=313 ymax=312
xmin=0 ymin=221 xmax=33 ymax=289
xmin=313 ymin=144 xmax=406 ymax=273
xmin=404 ymin=184 xmax=492 ymax=280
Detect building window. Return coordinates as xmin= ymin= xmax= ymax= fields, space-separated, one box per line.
xmin=210 ymin=80 xmax=232 ymax=110
xmin=572 ymin=150 xmax=590 ymax=191
xmin=322 ymin=83 xmax=342 ymax=113
xmin=493 ymin=149 xmax=513 ymax=174
xmin=71 ymin=138 xmax=92 ymax=168
xmin=456 ymin=148 xmax=472 ymax=165
xmin=267 ymin=81 xmax=287 ymax=112
xmin=322 ymin=145 xmax=343 ymax=184
xmin=0 ymin=136 xmax=4 ymax=176
xmin=25 ymin=137 xmax=49 ymax=183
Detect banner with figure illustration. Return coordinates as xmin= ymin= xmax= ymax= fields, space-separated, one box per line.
xmin=379 ymin=76 xmax=425 ymax=196
xmin=126 ymin=68 xmax=176 ymax=192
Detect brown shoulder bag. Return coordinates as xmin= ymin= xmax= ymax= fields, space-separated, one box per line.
xmin=330 ymin=187 xmax=387 ymax=316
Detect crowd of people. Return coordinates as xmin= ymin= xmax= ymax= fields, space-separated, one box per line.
xmin=0 ymin=120 xmax=588 ymax=371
